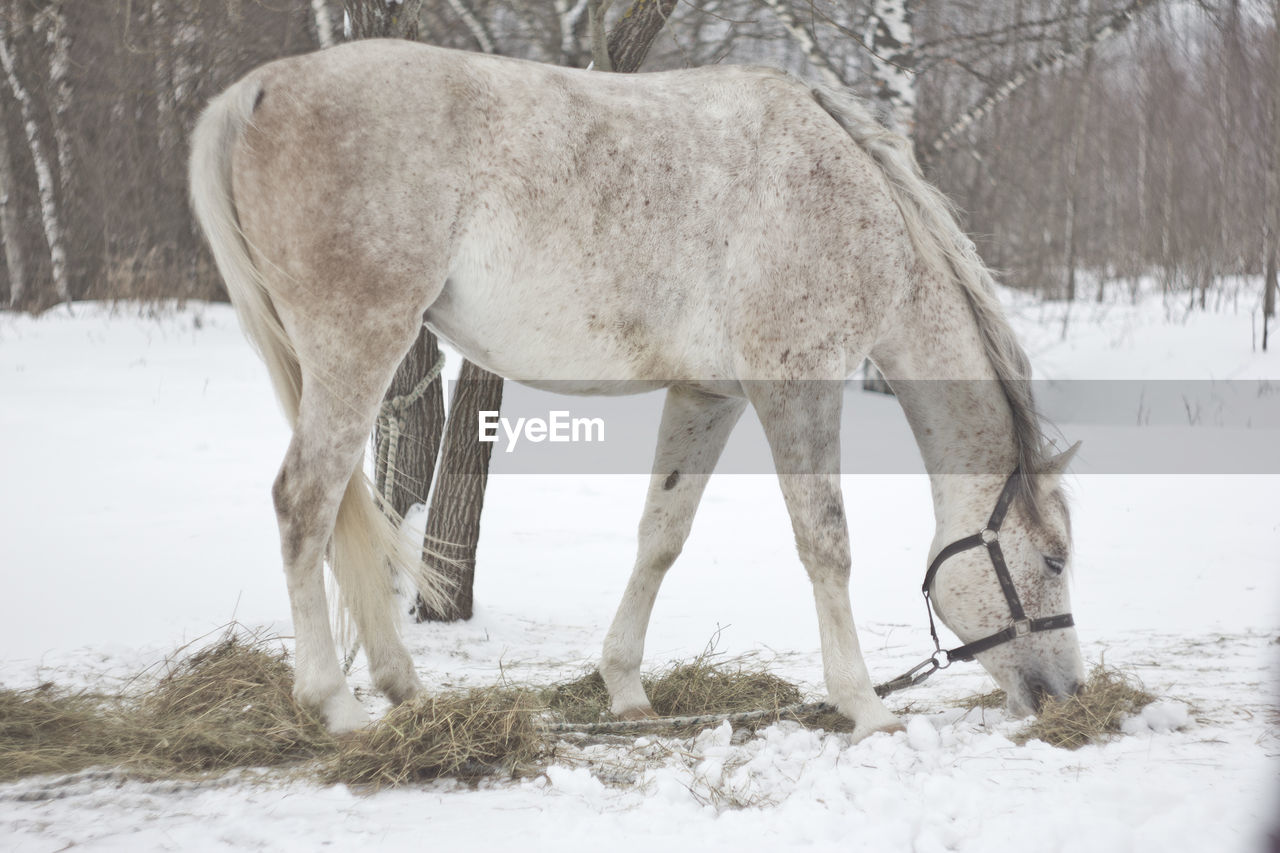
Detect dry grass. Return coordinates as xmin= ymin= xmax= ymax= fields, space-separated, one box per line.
xmin=544 ymin=646 xmax=806 ymax=731
xmin=0 ymin=631 xmax=1167 ymax=790
xmin=0 ymin=631 xmax=339 ymax=784
xmin=0 ymin=631 xmax=334 ymax=783
xmin=953 ymin=666 xmax=1157 ymax=749
xmin=954 ymin=688 xmax=1007 ymax=711
xmin=326 ymin=689 xmax=544 ymax=788
xmin=0 ymin=686 xmax=134 ymax=783
xmin=1015 ymin=665 xmax=1156 ymax=749
xmin=139 ymin=635 xmax=336 ymax=771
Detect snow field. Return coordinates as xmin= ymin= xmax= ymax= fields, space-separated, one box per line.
xmin=0 ymin=292 xmax=1276 ymax=851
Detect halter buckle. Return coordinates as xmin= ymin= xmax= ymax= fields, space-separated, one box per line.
xmin=980 ymin=527 xmax=999 ymax=546
xmin=1013 ymin=618 xmax=1031 ymax=637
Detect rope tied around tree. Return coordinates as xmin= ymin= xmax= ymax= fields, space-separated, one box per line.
xmin=343 ymin=346 xmax=445 ymax=676
xmin=374 ymin=346 xmax=446 ymax=506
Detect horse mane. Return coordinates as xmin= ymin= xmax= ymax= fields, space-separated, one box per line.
xmin=809 ymin=85 xmax=1049 ymax=521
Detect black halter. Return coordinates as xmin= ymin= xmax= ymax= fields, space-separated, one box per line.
xmin=921 ymin=468 xmax=1075 ymax=663
xmin=876 ymin=469 xmax=1076 ymax=697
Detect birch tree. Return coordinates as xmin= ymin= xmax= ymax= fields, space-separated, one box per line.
xmin=1264 ymin=0 xmax=1279 ymax=350
xmin=864 ymin=0 xmax=915 ymax=134
xmin=0 ymin=13 xmax=68 ymax=305
xmin=0 ymin=112 xmax=24 ymax=306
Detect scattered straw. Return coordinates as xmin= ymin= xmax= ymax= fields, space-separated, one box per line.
xmin=139 ymin=634 xmax=335 ymax=771
xmin=0 ymin=631 xmax=1168 ymax=789
xmin=0 ymin=630 xmax=332 ymax=784
xmin=327 ymin=689 xmax=544 ymax=788
xmin=646 ymin=656 xmax=803 ymax=720
xmin=543 ymin=669 xmax=611 ymax=724
xmin=543 ymin=646 xmax=806 ymax=731
xmin=954 ymin=688 xmax=1007 ymax=711
xmin=0 ymin=686 xmax=133 ymax=783
xmin=1015 ymin=665 xmax=1155 ymax=749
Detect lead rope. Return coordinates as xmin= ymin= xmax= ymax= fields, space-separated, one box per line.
xmin=343 ymin=346 xmax=447 ymax=676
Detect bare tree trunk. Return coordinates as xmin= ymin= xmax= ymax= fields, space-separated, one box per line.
xmin=864 ymin=0 xmax=915 ymax=390
xmin=1063 ymin=0 xmax=1098 ymax=308
xmin=343 ymin=1 xmax=446 ymax=527
xmin=344 ymin=0 xmax=423 ymax=40
xmin=606 ymin=0 xmax=676 ymax=73
xmin=445 ymin=0 xmax=496 ymax=54
xmin=1265 ymin=0 xmax=1280 ymax=350
xmin=923 ymin=0 xmax=1162 ymax=164
xmin=0 ymin=110 xmax=24 ymax=306
xmin=0 ymin=17 xmax=69 ymax=306
xmin=554 ymin=0 xmax=590 ymax=66
xmin=409 ymin=2 xmax=506 ymax=623
xmin=417 ymin=0 xmax=678 ymax=621
xmin=42 ymin=7 xmax=72 ymax=203
xmin=865 ymin=0 xmax=916 ymax=135
xmin=413 ymin=361 xmax=501 ymax=621
xmin=376 ymin=319 xmax=447 ymax=518
xmin=311 ymin=0 xmax=335 ymax=48
xmin=344 ymin=0 xmax=503 ymax=624
xmin=758 ymin=0 xmax=846 ymax=89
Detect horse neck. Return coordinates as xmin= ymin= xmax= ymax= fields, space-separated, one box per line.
xmin=872 ymin=273 xmax=1024 ymax=542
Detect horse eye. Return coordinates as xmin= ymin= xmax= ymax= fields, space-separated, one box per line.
xmin=1043 ymin=555 xmax=1067 ymax=575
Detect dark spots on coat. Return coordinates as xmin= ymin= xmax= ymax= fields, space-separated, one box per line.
xmin=780 ymin=348 xmax=790 ymax=364
xmin=826 ymin=502 xmax=844 ymax=522
xmin=663 ymin=470 xmax=680 ymax=490
xmin=254 ymin=87 xmax=266 ymax=112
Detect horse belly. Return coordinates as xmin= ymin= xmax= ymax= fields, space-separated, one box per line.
xmin=423 ymin=266 xmax=706 ymax=391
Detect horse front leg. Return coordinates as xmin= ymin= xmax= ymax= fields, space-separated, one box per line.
xmin=600 ymin=388 xmax=746 ymax=720
xmin=746 ymin=379 xmax=904 ymax=742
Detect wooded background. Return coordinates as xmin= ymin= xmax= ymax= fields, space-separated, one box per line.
xmin=0 ymin=1 xmax=1276 ymax=315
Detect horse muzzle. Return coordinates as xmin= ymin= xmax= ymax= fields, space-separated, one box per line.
xmin=1008 ymin=669 xmax=1084 ymax=716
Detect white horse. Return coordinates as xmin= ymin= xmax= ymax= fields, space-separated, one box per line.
xmin=190 ymin=40 xmax=1084 ymax=741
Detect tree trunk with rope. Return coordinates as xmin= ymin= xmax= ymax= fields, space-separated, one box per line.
xmin=414 ymin=360 xmax=501 ymax=621
xmin=414 ymin=0 xmax=679 ymax=620
xmin=342 ymin=0 xmax=451 ymax=588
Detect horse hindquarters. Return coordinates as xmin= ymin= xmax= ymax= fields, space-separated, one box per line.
xmin=190 ymin=75 xmax=446 ymax=731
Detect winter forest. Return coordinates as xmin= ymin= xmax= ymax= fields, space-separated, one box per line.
xmin=0 ymin=0 xmax=1277 ymax=329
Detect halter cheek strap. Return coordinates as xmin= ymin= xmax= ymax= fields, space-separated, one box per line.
xmin=921 ymin=469 xmax=1075 ymax=664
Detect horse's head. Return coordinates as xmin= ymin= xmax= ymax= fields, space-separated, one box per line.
xmin=928 ymin=444 xmax=1086 ymax=717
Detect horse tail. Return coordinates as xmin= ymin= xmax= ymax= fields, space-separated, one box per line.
xmin=189 ymin=78 xmax=301 ymax=422
xmin=189 ymin=78 xmax=448 ymax=644
xmin=810 ymin=85 xmax=1047 ymax=518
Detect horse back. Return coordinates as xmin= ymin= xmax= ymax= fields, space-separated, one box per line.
xmin=228 ymin=41 xmax=915 ymax=384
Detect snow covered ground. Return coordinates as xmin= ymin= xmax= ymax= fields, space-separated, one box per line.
xmin=1 ymin=286 xmax=1277 ymax=852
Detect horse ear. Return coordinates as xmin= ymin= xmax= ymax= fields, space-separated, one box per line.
xmin=1037 ymin=441 xmax=1081 ymax=489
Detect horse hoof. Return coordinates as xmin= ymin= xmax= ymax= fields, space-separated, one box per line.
xmin=321 ymin=691 xmax=370 ymax=734
xmin=378 ymin=673 xmax=424 ymax=706
xmin=616 ymin=705 xmax=659 ymax=722
xmin=850 ymin=716 xmax=906 ymax=743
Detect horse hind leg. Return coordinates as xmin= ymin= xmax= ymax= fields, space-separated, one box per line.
xmin=745 ymin=378 xmax=904 ymax=742
xmin=600 ymin=388 xmax=746 ymax=719
xmin=274 ymin=325 xmax=428 ymax=730
xmin=273 ymin=406 xmax=371 ymax=732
